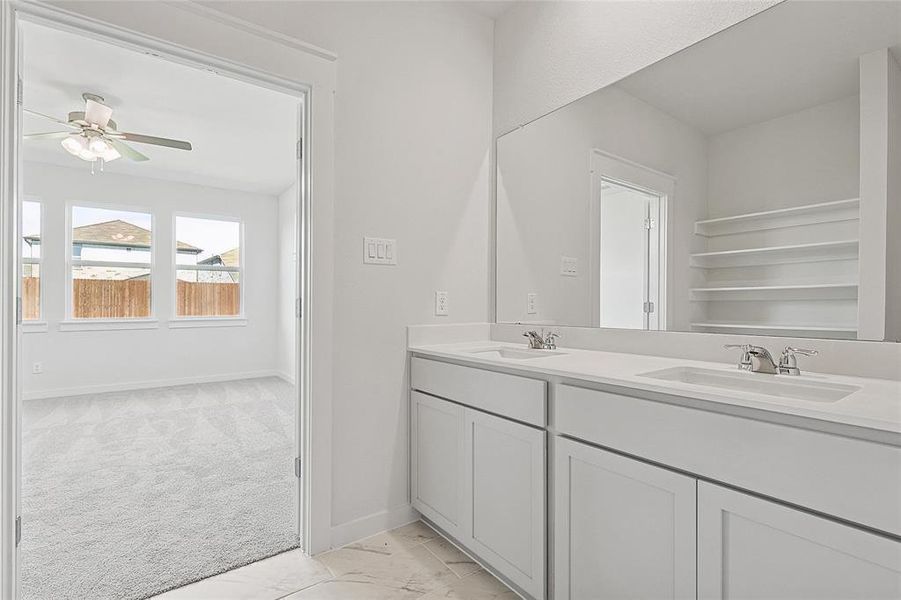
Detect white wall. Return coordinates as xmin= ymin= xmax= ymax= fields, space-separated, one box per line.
xmin=492 ymin=0 xmax=779 ymax=134
xmin=277 ymin=182 xmax=298 ymax=381
xmin=496 ymin=86 xmax=708 ymax=330
xmin=21 ymin=161 xmax=279 ymax=398
xmin=193 ymin=1 xmax=494 ymax=540
xmin=707 ymin=95 xmax=860 ymax=217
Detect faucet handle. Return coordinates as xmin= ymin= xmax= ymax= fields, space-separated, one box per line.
xmin=779 ymin=347 xmax=818 ymax=376
xmin=544 ymin=331 xmax=560 ymax=349
xmin=724 ymin=344 xmax=752 ymax=370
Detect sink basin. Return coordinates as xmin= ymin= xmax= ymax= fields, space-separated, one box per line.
xmin=638 ymin=366 xmax=859 ymax=403
xmin=465 ymin=347 xmax=566 ymax=360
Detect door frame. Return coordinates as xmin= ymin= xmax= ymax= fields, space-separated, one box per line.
xmin=589 ymin=149 xmax=674 ymax=331
xmin=0 ymin=2 xmax=337 ymax=595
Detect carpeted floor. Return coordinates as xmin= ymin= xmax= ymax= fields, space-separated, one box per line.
xmin=20 ymin=377 xmax=298 ymax=600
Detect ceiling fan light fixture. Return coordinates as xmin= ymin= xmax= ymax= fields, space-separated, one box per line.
xmin=60 ymin=133 xmax=120 ymax=163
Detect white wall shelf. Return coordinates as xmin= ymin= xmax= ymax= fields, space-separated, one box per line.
xmin=690 ymin=240 xmax=859 ymax=269
xmin=694 ymin=199 xmax=860 ymax=237
xmin=690 ymin=322 xmax=858 ymax=337
xmin=690 ymin=283 xmax=858 ymax=302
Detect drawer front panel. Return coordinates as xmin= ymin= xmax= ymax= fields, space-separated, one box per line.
xmin=556 ymin=383 xmax=901 ymax=537
xmin=411 ymin=357 xmax=546 ymax=426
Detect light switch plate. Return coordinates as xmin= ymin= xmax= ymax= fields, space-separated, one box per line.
xmin=363 ymin=237 xmax=397 ymax=265
xmin=435 ymin=291 xmax=449 ymax=316
xmin=527 ymin=293 xmax=538 ymax=314
xmin=560 ymin=256 xmax=578 ymax=277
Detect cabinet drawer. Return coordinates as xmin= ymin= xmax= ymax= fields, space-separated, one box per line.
xmin=411 ymin=357 xmax=546 ymax=426
xmin=556 ymin=383 xmax=901 ymax=537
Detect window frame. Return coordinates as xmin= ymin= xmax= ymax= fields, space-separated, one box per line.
xmin=20 ymin=195 xmax=44 ymax=329
xmin=64 ymin=200 xmax=157 ymax=324
xmin=171 ymin=211 xmax=245 ymax=323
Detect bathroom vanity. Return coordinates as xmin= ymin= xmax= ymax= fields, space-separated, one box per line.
xmin=407 ymin=341 xmax=901 ymax=600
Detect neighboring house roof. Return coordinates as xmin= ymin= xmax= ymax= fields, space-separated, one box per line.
xmin=198 ymin=247 xmax=240 ymax=268
xmin=25 ymin=220 xmax=203 ymax=254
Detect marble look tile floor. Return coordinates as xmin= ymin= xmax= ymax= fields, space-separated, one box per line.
xmin=152 ymin=521 xmax=519 ymax=600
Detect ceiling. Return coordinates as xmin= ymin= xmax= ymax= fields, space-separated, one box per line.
xmin=21 ymin=21 xmax=300 ymax=196
xmin=618 ymin=1 xmax=901 ymax=135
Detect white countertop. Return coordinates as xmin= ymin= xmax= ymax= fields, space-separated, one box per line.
xmin=409 ymin=341 xmax=901 ymax=442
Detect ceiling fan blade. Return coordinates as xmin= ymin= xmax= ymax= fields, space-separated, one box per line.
xmin=24 ymin=131 xmax=72 ymax=140
xmin=107 ymin=137 xmax=150 ymax=162
xmin=84 ymin=98 xmax=113 ymax=128
xmin=23 ymin=108 xmax=80 ymax=129
xmin=120 ymin=132 xmax=192 ymax=151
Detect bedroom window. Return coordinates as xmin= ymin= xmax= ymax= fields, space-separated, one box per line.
xmin=70 ymin=206 xmax=153 ymax=319
xmin=174 ymin=216 xmax=241 ymax=317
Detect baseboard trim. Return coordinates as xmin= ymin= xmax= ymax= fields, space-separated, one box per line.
xmin=277 ymin=371 xmax=296 ymax=386
xmin=23 ymin=369 xmax=283 ymax=401
xmin=328 ymin=504 xmax=420 ymax=551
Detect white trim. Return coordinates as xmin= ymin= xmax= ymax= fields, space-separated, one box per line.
xmin=19 ymin=196 xmax=41 ymax=322
xmin=0 ymin=4 xmax=19 ymax=593
xmin=21 ymin=369 xmax=283 ymax=401
xmin=277 ymin=371 xmax=296 ymax=386
xmin=19 ymin=321 xmax=46 ymax=334
xmin=165 ymin=1 xmax=338 ymax=62
xmin=589 ymin=149 xmax=674 ymax=332
xmin=329 ymin=504 xmax=421 ymax=550
xmin=168 ymin=317 xmax=247 ymax=329
xmin=58 ymin=318 xmax=159 ymax=332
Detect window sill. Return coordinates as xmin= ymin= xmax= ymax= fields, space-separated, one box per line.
xmin=21 ymin=321 xmax=48 ymax=333
xmin=168 ymin=317 xmax=247 ymax=329
xmin=59 ymin=319 xmax=160 ymax=332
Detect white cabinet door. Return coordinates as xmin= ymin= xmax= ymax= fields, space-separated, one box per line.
xmin=411 ymin=391 xmax=466 ymax=540
xmin=698 ymin=482 xmax=901 ymax=600
xmin=554 ymin=437 xmax=697 ymax=600
xmin=465 ymin=408 xmax=546 ymax=600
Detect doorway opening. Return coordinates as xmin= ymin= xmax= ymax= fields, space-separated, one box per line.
xmin=14 ymin=17 xmax=307 ymax=600
xmin=590 ymin=150 xmax=673 ymax=331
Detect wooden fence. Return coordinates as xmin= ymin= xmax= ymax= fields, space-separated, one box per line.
xmin=73 ymin=279 xmax=151 ymax=318
xmin=18 ymin=278 xmax=241 ymax=319
xmin=176 ymin=280 xmax=240 ymax=316
xmin=23 ymin=277 xmax=40 ymax=320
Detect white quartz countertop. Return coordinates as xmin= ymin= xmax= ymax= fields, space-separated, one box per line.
xmin=409 ymin=341 xmax=901 ymax=442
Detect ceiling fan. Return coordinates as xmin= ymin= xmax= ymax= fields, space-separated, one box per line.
xmin=23 ymin=92 xmax=192 ymax=168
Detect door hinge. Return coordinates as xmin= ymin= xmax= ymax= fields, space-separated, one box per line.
xmin=643 ymin=301 xmax=655 ymax=314
xmin=15 ymin=516 xmax=21 ymax=546
xmin=643 ymin=218 xmax=656 ymax=230
xmin=294 ymin=457 xmax=302 ymax=478
xmin=296 ymin=139 xmax=303 ymax=160
xmin=16 ymin=77 xmax=23 ymax=106
xmin=295 ymin=298 xmax=302 ymax=319
xmin=16 ymin=296 xmax=22 ymax=325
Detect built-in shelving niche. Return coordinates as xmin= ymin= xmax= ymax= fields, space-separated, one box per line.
xmin=690 ymin=199 xmax=860 ymax=339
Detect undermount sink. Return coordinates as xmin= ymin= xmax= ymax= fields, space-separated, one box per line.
xmin=638 ymin=366 xmax=859 ymax=403
xmin=465 ymin=347 xmax=566 ymax=360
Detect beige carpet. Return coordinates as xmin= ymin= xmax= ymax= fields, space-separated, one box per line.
xmin=20 ymin=377 xmax=297 ymax=600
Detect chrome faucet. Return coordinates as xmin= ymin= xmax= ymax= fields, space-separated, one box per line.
xmin=523 ymin=329 xmax=560 ymax=350
xmin=725 ymin=343 xmax=818 ymax=375
xmin=747 ymin=345 xmax=778 ymax=374
xmin=523 ymin=330 xmax=544 ymax=349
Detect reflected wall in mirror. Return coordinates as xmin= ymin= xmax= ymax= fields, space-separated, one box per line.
xmin=496 ymin=0 xmax=901 ymax=341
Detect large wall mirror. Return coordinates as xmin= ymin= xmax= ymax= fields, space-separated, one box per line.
xmin=496 ymin=0 xmax=901 ymax=342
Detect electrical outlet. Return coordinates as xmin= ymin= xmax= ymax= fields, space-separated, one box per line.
xmin=435 ymin=291 xmax=449 ymax=316
xmin=560 ymin=256 xmax=578 ymax=277
xmin=32 ymin=362 xmax=42 ymax=375
xmin=527 ymin=293 xmax=538 ymax=314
